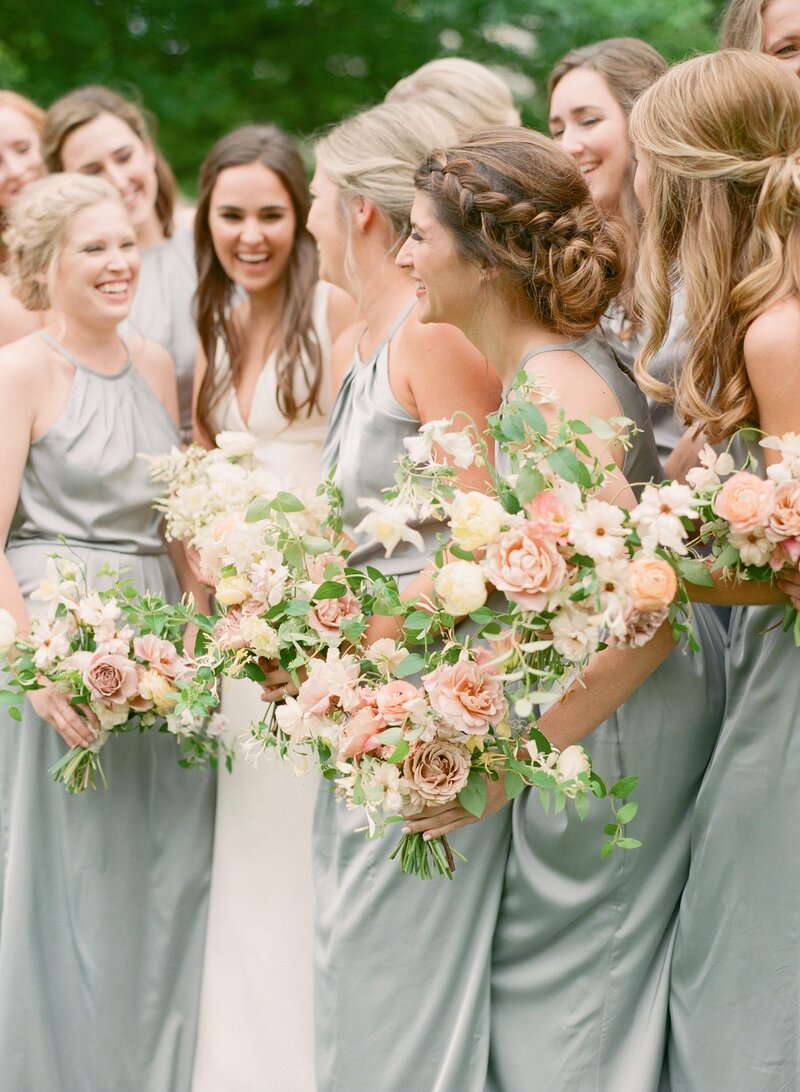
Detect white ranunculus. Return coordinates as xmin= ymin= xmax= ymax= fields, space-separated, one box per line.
xmin=0 ymin=609 xmax=17 ymax=653
xmin=215 ymin=574 xmax=253 ymax=606
xmin=556 ymin=745 xmax=591 ymax=795
xmin=239 ymin=614 xmax=280 ymax=658
xmin=447 ymin=491 xmax=506 ymax=550
xmin=215 ymin=431 xmax=258 ymax=458
xmin=434 ymin=560 xmax=488 ymax=615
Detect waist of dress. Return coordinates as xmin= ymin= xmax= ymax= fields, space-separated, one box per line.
xmin=7 ymin=535 xmax=168 ymax=557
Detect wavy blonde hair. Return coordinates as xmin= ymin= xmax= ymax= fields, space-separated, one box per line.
xmin=386 ymin=58 xmax=520 ymax=136
xmin=719 ymin=0 xmax=768 ymax=49
xmin=629 ymin=50 xmax=800 ymax=442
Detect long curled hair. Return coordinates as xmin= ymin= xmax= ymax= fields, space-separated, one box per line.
xmin=629 ymin=50 xmax=800 ymax=442
xmin=194 ymin=124 xmax=321 ymax=438
xmin=42 ymin=85 xmax=176 ymax=238
xmin=414 ymin=128 xmax=627 ymax=338
xmin=0 ymin=90 xmax=45 ymax=263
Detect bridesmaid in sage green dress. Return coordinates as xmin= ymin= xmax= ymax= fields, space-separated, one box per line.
xmin=259 ymin=100 xmax=508 ymax=1091
xmin=400 ymin=129 xmax=727 ymax=1090
xmin=0 ymin=174 xmax=214 ymax=1091
xmin=629 ymin=51 xmax=800 ymax=1090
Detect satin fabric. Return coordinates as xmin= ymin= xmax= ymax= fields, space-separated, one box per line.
xmin=488 ymin=334 xmax=726 ymax=1092
xmin=192 ymin=283 xmax=333 ymax=1092
xmin=314 ymin=304 xmax=512 ymax=1091
xmin=0 ymin=339 xmax=215 ymax=1091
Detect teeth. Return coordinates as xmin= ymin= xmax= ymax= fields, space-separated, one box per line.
xmin=98 ymin=283 xmax=128 ymax=295
xmin=237 ymin=254 xmax=269 ymax=264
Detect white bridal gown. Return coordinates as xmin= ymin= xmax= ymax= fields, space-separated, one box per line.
xmin=192 ymin=283 xmax=332 ymax=1092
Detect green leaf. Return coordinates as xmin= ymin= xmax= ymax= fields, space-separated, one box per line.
xmin=604 ymin=823 xmax=619 ymax=837
xmin=600 ymin=841 xmax=615 ymax=859
xmin=567 ymin=419 xmax=593 ymax=435
xmin=386 ymin=740 xmax=410 ymax=764
xmin=245 ymin=496 xmax=272 ymax=523
xmin=271 ymin=491 xmax=306 ymax=513
xmin=402 ymin=610 xmax=433 ymax=632
xmin=504 ymin=769 xmax=525 ymax=801
xmin=8 ymin=706 xmax=21 ymax=721
xmin=616 ymin=801 xmax=638 ymax=825
xmin=285 ymin=599 xmax=311 ymax=617
xmin=0 ymin=690 xmax=20 ymax=705
xmin=588 ymin=415 xmax=616 ymax=440
xmin=518 ymin=400 xmax=547 ymax=435
xmin=609 ymin=775 xmax=638 ymax=799
xmin=546 ymin=447 xmax=591 ymax=487
xmin=458 ymin=769 xmax=487 ymax=818
xmin=449 ymin=544 xmax=476 ymax=562
xmin=617 ymin=837 xmax=642 ymax=850
xmin=301 ymin=535 xmax=332 ymax=556
xmin=515 ymin=464 xmax=547 ymax=505
xmin=677 ymin=558 xmax=715 ymax=587
xmin=313 ymin=581 xmax=348 ymax=600
xmin=468 ymin=606 xmax=495 ymax=624
xmin=393 ymin=652 xmax=425 ymax=678
xmin=241 ymin=661 xmax=267 ymax=682
xmin=711 ymin=544 xmax=740 ymax=571
xmin=574 ymin=791 xmax=590 ymax=820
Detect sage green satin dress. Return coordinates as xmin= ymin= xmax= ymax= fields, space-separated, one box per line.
xmin=313 ymin=305 xmax=512 ymax=1092
xmin=487 ymin=335 xmax=727 ymax=1092
xmin=0 ymin=335 xmax=215 ymax=1092
xmin=665 ymin=448 xmax=799 ymax=1089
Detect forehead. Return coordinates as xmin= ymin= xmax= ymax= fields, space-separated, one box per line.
xmin=0 ymin=105 xmax=40 ymax=144
xmin=550 ymin=67 xmax=622 ymax=115
xmin=62 ymin=111 xmax=143 ymax=162
xmin=211 ymin=161 xmax=293 ymax=205
xmin=763 ymin=0 xmax=800 ymax=42
xmin=410 ymin=190 xmax=437 ymax=222
xmin=65 ymin=198 xmax=132 ymax=240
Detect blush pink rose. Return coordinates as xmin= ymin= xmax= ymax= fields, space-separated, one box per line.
xmin=374 ymin=679 xmax=421 ymax=725
xmin=767 ymin=480 xmax=800 ymax=542
xmin=483 ymin=522 xmax=567 ymax=610
xmin=308 ymin=589 xmax=361 ymax=641
xmin=768 ymin=538 xmax=800 ymax=571
xmin=212 ymin=610 xmax=247 ymax=651
xmin=524 ymin=491 xmax=572 ymax=543
xmin=339 ymin=707 xmax=385 ymax=759
xmin=714 ymin=472 xmax=774 ymax=533
xmin=423 ymin=660 xmax=508 ymax=736
xmin=83 ymin=651 xmax=140 ymax=706
xmin=133 ymin=634 xmax=183 ymax=679
xmin=626 ymin=557 xmax=678 ymax=612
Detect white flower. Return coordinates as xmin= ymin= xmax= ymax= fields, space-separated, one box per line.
xmin=30 ymin=616 xmax=73 ymax=671
xmin=555 ymin=745 xmax=591 ymax=796
xmin=402 ymin=418 xmax=478 ymax=469
xmin=447 ymin=491 xmax=506 ymax=550
xmin=761 ymin=432 xmax=800 ymax=476
xmin=369 ymin=763 xmax=405 ymax=814
xmin=569 ymin=500 xmax=628 ymax=561
xmin=729 ymin=529 xmax=774 ymax=567
xmin=686 ymin=444 xmax=736 ymax=490
xmin=434 ymin=560 xmax=488 ymax=615
xmin=0 ymin=609 xmax=16 ymax=654
xmin=766 ymin=462 xmax=793 ymax=484
xmin=239 ymin=614 xmax=280 ymax=658
xmin=275 ymin=696 xmax=323 ymax=745
xmin=369 ymin=638 xmax=407 ymax=678
xmin=214 ymin=431 xmax=258 ymax=458
xmin=206 ymin=713 xmax=228 ymax=739
xmin=30 ymin=558 xmax=80 ymax=612
xmin=215 ymin=574 xmax=253 ymax=606
xmin=249 ymin=553 xmax=289 ymax=606
xmin=353 ymin=499 xmax=425 ymax=558
xmin=77 ymin=593 xmax=121 ymax=629
xmin=550 ymin=608 xmax=601 ymax=662
xmin=437 ymin=430 xmax=477 ymax=469
xmin=631 ymin=482 xmax=696 ymax=554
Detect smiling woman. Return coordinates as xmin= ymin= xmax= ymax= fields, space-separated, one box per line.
xmin=722 ymin=0 xmax=800 ymax=73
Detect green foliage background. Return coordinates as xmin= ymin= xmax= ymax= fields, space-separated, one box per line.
xmin=1 ymin=0 xmax=728 ymax=191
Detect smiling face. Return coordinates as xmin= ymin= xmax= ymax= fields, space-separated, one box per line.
xmin=0 ymin=105 xmax=44 ymax=210
xmin=51 ymin=199 xmax=139 ymax=324
xmin=762 ymin=0 xmax=800 ymax=75
xmin=396 ymin=191 xmax=482 ymax=327
xmin=208 ymin=161 xmax=297 ymax=298
xmin=307 ymin=165 xmax=350 ymax=289
xmin=59 ymin=112 xmax=159 ymax=238
xmin=549 ymin=67 xmax=632 ymax=214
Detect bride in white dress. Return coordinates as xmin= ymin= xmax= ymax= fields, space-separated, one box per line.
xmin=190 ymin=125 xmax=352 ymax=1092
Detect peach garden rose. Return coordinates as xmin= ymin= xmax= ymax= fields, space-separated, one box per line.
xmin=714 ymin=472 xmax=774 ymax=533
xmin=626 ymin=557 xmax=678 ymax=613
xmin=483 ymin=521 xmax=567 ymax=611
xmin=423 ymin=659 xmax=508 ymax=736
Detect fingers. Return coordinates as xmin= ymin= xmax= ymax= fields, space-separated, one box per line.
xmin=406 ymin=814 xmax=476 ymax=839
xmin=403 ymin=805 xmax=471 ymax=835
xmin=59 ymin=704 xmax=96 ymax=747
xmin=53 ymin=710 xmax=93 ymax=749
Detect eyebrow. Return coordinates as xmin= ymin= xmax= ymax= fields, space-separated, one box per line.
xmin=549 ymin=104 xmax=605 ymax=124
xmin=215 ymin=203 xmax=289 ymax=213
xmin=78 ymin=144 xmax=133 ymax=169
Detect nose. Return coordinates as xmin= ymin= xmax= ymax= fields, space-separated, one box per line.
xmin=3 ymin=150 xmax=27 ymax=182
xmin=103 ymin=162 xmax=129 ymax=196
xmin=560 ymin=125 xmax=585 ymax=158
xmin=239 ymin=216 xmax=264 ymax=243
xmin=396 ymin=234 xmax=413 ymax=269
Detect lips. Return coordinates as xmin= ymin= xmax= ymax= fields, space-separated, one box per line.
xmin=96 ymin=280 xmax=131 ymax=298
xmin=236 ymin=253 xmax=270 ymax=265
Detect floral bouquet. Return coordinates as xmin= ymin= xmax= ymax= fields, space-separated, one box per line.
xmin=0 ymin=557 xmax=230 ymax=793
xmin=685 ymin=433 xmax=800 ymax=640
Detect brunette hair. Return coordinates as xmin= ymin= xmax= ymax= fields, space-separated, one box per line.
xmin=5 ymin=173 xmax=122 ymax=310
xmin=42 ymin=85 xmax=176 ymax=238
xmin=386 ymin=58 xmax=520 ymax=136
xmin=0 ymin=91 xmax=45 ymax=263
xmin=194 ymin=124 xmax=321 ymax=437
xmin=629 ymin=50 xmax=800 ymax=441
xmin=414 ymin=128 xmax=627 ymax=337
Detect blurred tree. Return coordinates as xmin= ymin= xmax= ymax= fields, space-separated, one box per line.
xmin=0 ymin=0 xmax=728 ymax=190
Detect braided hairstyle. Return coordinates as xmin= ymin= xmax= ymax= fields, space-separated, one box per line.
xmin=415 ymin=127 xmax=627 ymax=338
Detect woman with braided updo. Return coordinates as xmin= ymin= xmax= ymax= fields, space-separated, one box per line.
xmin=398 ymin=129 xmax=727 ymax=1090
xmin=630 ymin=51 xmax=800 ymax=1088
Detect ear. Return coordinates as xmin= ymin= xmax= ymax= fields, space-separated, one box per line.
xmin=481 ymin=264 xmax=501 ymax=282
xmin=350 ymin=195 xmax=376 ymax=232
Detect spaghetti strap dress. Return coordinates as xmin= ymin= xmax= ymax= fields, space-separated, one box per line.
xmin=487 ymin=334 xmax=727 ymax=1092
xmin=0 ymin=333 xmax=215 ymax=1092
xmin=312 ymin=303 xmax=513 ymax=1092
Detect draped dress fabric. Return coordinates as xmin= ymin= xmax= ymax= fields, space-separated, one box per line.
xmin=313 ymin=303 xmax=513 ymax=1092
xmin=665 ymin=441 xmax=800 ymax=1091
xmin=192 ymin=282 xmax=332 ymax=1092
xmin=123 ymin=228 xmax=197 ymax=443
xmin=487 ymin=334 xmax=727 ymax=1092
xmin=0 ymin=333 xmax=215 ymax=1092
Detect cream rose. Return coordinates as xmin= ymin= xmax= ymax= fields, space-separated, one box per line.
xmin=714 ymin=472 xmax=774 ymax=533
xmin=215 ymin=574 xmax=253 ymax=607
xmin=447 ymin=492 xmax=506 ymax=551
xmin=555 ymin=745 xmax=591 ymax=796
xmin=767 ymin=479 xmax=800 ymax=542
xmin=83 ymin=652 xmax=140 ymax=706
xmin=626 ymin=557 xmax=678 ymax=612
xmin=239 ymin=613 xmax=280 ymax=658
xmin=403 ymin=738 xmax=471 ymax=803
xmin=483 ymin=522 xmax=566 ymax=610
xmin=374 ymin=679 xmax=421 ymax=725
xmin=434 ymin=560 xmax=488 ymax=616
xmin=214 ymin=430 xmax=257 ymax=458
xmin=0 ymin=609 xmax=17 ymax=654
xmin=424 ymin=659 xmax=508 ymax=735
xmin=138 ymin=668 xmax=180 ymax=713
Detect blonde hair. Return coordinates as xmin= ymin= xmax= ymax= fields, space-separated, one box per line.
xmin=415 ymin=128 xmax=627 ymax=337
xmin=629 ymin=50 xmax=800 ymax=441
xmin=5 ymin=173 xmax=122 ymax=310
xmin=315 ymin=101 xmax=458 ymax=292
xmin=719 ymin=0 xmax=767 ymax=49
xmin=386 ymin=58 xmax=520 ymax=137
xmin=42 ymin=85 xmax=176 ymax=238
xmin=0 ymin=91 xmax=45 ymax=262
